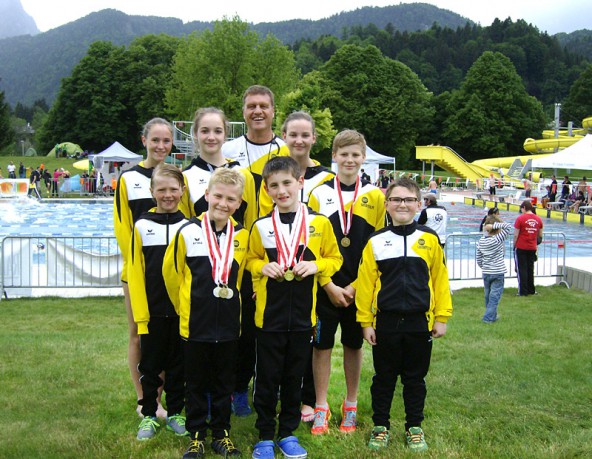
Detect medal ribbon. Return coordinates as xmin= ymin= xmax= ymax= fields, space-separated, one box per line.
xmin=202 ymin=213 xmax=235 ymax=286
xmin=271 ymin=203 xmax=309 ymax=270
xmin=336 ymin=176 xmax=360 ymax=237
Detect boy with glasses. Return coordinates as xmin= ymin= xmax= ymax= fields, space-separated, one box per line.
xmin=357 ymin=178 xmax=453 ymax=453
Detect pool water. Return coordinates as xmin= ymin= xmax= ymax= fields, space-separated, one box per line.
xmin=1 ymin=198 xmax=591 ymax=256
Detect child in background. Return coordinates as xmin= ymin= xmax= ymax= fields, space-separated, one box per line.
xmin=247 ymin=156 xmax=342 ymax=459
xmin=307 ymin=130 xmax=386 ymax=435
xmin=127 ymin=164 xmax=188 ymax=440
xmin=114 ymin=118 xmax=177 ymax=418
xmin=357 ymin=178 xmax=452 ymax=453
xmin=477 ymin=215 xmax=512 ymax=323
xmin=163 ymin=168 xmax=248 ymax=459
xmin=281 ymin=111 xmax=335 ymax=422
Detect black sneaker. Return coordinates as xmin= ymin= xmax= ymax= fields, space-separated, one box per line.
xmin=183 ymin=438 xmax=206 ymax=459
xmin=212 ymin=431 xmax=242 ymax=457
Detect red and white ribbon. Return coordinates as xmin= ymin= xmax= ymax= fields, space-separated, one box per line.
xmin=335 ymin=175 xmax=360 ymax=238
xmin=202 ymin=213 xmax=235 ymax=286
xmin=271 ymin=203 xmax=309 ymax=270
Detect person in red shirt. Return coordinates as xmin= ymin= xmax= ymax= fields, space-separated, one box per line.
xmin=513 ymin=200 xmax=543 ymax=296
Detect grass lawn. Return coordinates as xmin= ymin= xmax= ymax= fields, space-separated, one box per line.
xmin=0 ymin=285 xmax=590 ymax=458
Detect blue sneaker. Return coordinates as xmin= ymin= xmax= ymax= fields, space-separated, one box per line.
xmin=232 ymin=390 xmax=252 ymax=417
xmin=277 ymin=436 xmax=307 ymax=459
xmin=166 ymin=414 xmax=189 ymax=436
xmin=252 ymin=440 xmax=275 ymax=459
xmin=137 ymin=416 xmax=159 ymax=440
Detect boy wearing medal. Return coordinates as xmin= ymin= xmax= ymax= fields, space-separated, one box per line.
xmin=163 ymin=168 xmax=249 ymax=459
xmin=246 ymin=156 xmax=342 ymax=459
xmin=128 ymin=164 xmax=188 ymax=440
xmin=308 ymin=130 xmax=386 ymax=435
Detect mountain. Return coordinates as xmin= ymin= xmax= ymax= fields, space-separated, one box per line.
xmin=556 ymin=29 xmax=592 ymax=60
xmin=0 ymin=4 xmax=472 ymax=107
xmin=254 ymin=3 xmax=472 ymax=43
xmin=0 ymin=0 xmax=39 ymax=39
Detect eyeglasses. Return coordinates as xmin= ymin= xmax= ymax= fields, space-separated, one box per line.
xmin=387 ymin=197 xmax=419 ymax=204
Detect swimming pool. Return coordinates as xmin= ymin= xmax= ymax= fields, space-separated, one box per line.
xmin=1 ymin=198 xmax=591 ymax=256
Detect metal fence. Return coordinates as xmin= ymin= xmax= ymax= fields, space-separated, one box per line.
xmin=1 ymin=236 xmax=122 ymax=299
xmin=445 ymin=232 xmax=567 ymax=284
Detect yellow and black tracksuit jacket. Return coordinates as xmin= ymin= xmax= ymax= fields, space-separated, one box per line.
xmin=162 ymin=214 xmax=249 ymax=342
xmin=128 ymin=210 xmax=188 ymax=335
xmin=178 ymin=156 xmax=257 ymax=231
xmin=356 ymin=222 xmax=453 ymax=332
xmin=221 ymin=135 xmax=289 ymax=217
xmin=246 ymin=210 xmax=343 ymax=332
xmin=300 ymin=162 xmax=335 ymax=204
xmin=308 ymin=178 xmax=386 ymax=288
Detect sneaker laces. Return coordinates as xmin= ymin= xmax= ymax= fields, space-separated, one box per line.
xmin=139 ymin=417 xmax=158 ymax=431
xmin=373 ymin=429 xmax=389 ymax=442
xmin=342 ymin=408 xmax=356 ymax=427
xmin=187 ymin=439 xmax=205 ymax=453
xmin=407 ymin=430 xmax=424 ymax=444
xmin=168 ymin=414 xmax=186 ymax=426
xmin=215 ymin=437 xmax=238 ymax=453
xmin=313 ymin=410 xmax=328 ymax=427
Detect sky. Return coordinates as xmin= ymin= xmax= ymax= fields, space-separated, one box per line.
xmin=20 ymin=0 xmax=590 ymax=35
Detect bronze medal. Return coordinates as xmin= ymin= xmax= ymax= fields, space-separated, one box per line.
xmin=341 ymin=236 xmax=351 ymax=247
xmin=284 ymin=269 xmax=295 ymax=281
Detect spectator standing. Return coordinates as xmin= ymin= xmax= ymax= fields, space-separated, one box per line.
xmin=513 ymin=200 xmax=543 ymax=296
xmin=477 ymin=216 xmax=512 ymax=323
xmin=417 ymin=194 xmax=448 ymax=247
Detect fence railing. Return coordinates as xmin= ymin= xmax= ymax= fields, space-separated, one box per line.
xmin=1 ymin=236 xmax=122 ymax=299
xmin=445 ymin=232 xmax=567 ymax=284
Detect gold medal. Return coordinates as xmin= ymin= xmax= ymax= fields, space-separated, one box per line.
xmin=284 ymin=269 xmax=295 ymax=281
xmin=341 ymin=236 xmax=351 ymax=247
xmin=213 ymin=286 xmax=221 ymax=297
xmin=219 ymin=286 xmax=230 ymax=299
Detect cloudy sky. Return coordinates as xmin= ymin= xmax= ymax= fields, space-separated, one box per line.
xmin=20 ymin=0 xmax=589 ymax=35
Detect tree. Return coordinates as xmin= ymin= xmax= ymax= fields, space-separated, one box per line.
xmin=0 ymin=90 xmax=15 ymax=153
xmin=276 ymin=71 xmax=337 ymax=165
xmin=166 ymin=16 xmax=298 ymax=122
xmin=39 ymin=35 xmax=180 ymax=153
xmin=442 ymin=51 xmax=545 ymax=161
xmin=318 ymin=44 xmax=434 ymax=167
xmin=562 ymin=64 xmax=592 ymax=125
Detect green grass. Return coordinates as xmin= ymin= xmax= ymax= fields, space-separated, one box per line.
xmin=1 ymin=286 xmax=590 ymax=458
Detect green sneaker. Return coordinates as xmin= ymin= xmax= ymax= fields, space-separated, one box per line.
xmin=406 ymin=426 xmax=428 ymax=452
xmin=166 ymin=414 xmax=189 ymax=436
xmin=137 ymin=416 xmax=159 ymax=440
xmin=368 ymin=426 xmax=390 ymax=450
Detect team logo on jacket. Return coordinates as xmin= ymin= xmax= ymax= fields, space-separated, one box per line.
xmin=326 ymin=198 xmax=334 ymax=205
xmin=199 ymin=178 xmax=207 ymax=184
xmin=267 ymin=230 xmax=275 ymax=237
xmin=146 ymin=229 xmax=155 ymax=236
xmin=193 ymin=237 xmax=202 ymax=245
xmin=234 ymin=240 xmax=240 ymax=247
xmin=384 ymin=240 xmax=392 ymax=247
xmin=418 ymin=239 xmax=425 ymax=246
xmin=133 ymin=183 xmax=141 ymax=189
xmin=435 ymin=214 xmax=443 ymax=222
xmin=361 ymin=196 xmax=374 ymax=209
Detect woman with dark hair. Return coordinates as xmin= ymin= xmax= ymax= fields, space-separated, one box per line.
xmin=479 ymin=207 xmax=499 ymax=232
xmin=513 ymin=201 xmax=543 ymax=296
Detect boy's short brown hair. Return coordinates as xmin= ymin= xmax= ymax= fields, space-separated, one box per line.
xmin=262 ymin=156 xmax=301 ymax=183
xmin=385 ymin=177 xmax=421 ymax=201
xmin=208 ymin=167 xmax=245 ymax=196
xmin=151 ymin=163 xmax=184 ymax=190
xmin=332 ymin=129 xmax=366 ymax=154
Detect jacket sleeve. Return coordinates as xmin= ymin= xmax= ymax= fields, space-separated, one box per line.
xmin=178 ymin=174 xmax=194 ymax=218
xmin=240 ymin=168 xmax=258 ymax=231
xmin=356 ymin=239 xmax=379 ymax=328
xmin=245 ymin=223 xmax=267 ymax=278
xmin=430 ymin=241 xmax=453 ymax=324
xmin=162 ymin=228 xmax=187 ymax=315
xmin=113 ymin=176 xmax=133 ymax=263
xmin=127 ymin=225 xmax=150 ymax=334
xmin=315 ymin=217 xmax=343 ymax=283
xmin=417 ymin=209 xmax=427 ymax=225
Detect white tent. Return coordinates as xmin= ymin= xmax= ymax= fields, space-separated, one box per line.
xmin=331 ymin=145 xmax=396 ymax=184
xmin=90 ymin=142 xmax=143 ymax=190
xmin=532 ymin=134 xmax=592 ymax=170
